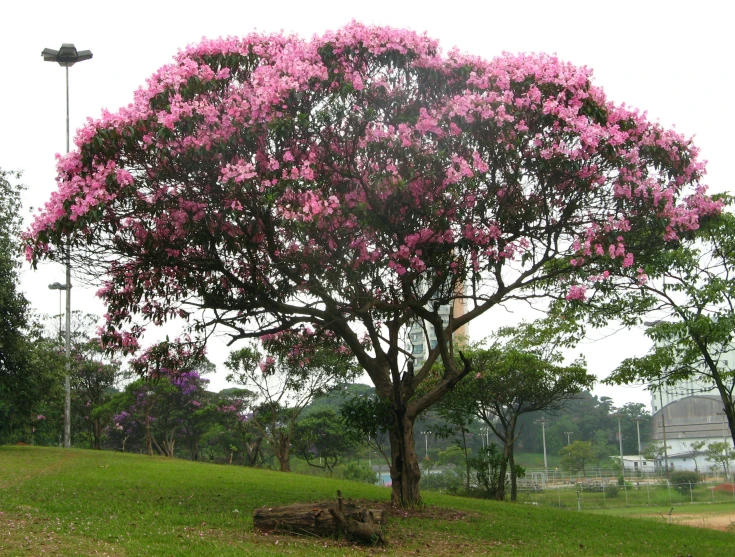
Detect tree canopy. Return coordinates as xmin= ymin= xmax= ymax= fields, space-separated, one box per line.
xmin=25 ymin=23 xmax=719 ymax=505
xmin=1 ymin=169 xmax=29 ymax=391
xmin=602 ymin=206 xmax=735 ymax=445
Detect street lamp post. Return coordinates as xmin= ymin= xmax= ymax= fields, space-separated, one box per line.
xmin=421 ymin=431 xmax=432 ymax=461
xmin=42 ymin=43 xmax=93 ymax=449
xmin=48 ymin=282 xmax=66 ymax=341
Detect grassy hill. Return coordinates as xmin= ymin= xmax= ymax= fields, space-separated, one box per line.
xmin=0 ymin=446 xmax=732 ymax=556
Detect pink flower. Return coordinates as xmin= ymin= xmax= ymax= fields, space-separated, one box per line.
xmin=565 ymin=285 xmax=587 ymax=301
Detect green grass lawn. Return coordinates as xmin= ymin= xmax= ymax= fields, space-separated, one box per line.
xmin=1 ymin=446 xmax=733 ymax=556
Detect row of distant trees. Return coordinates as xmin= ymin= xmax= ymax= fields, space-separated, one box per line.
xmin=2 ymin=308 xmax=647 ymax=489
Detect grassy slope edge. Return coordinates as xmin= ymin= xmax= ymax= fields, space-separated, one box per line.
xmin=0 ymin=446 xmax=731 ymax=556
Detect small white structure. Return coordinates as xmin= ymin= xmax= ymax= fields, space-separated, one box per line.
xmin=620 ymin=455 xmax=657 ymax=473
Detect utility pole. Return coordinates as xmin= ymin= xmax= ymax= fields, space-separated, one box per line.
xmin=536 ymin=418 xmax=549 ymax=483
xmin=565 ymin=431 xmax=573 ymax=476
xmin=634 ymin=418 xmax=643 ymax=476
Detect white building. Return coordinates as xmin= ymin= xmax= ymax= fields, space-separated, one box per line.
xmin=650 ymin=376 xmax=724 ymax=414
xmin=649 ymin=394 xmax=731 ymax=472
xmin=408 ymin=298 xmax=468 ymax=368
xmin=621 ymin=455 xmax=657 ymax=474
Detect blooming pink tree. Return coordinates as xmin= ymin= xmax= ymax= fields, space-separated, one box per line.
xmin=27 ymin=23 xmax=719 ymax=505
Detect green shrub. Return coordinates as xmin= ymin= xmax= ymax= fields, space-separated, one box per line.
xmin=337 ymin=461 xmax=378 ymax=484
xmin=604 ymin=484 xmax=619 ymax=498
xmin=421 ymin=469 xmax=464 ymax=494
xmin=670 ymin=470 xmax=700 ymax=493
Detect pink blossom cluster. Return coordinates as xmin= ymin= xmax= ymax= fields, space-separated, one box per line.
xmin=128 ymin=336 xmax=206 ymax=378
xmin=24 ymin=22 xmax=721 ymax=350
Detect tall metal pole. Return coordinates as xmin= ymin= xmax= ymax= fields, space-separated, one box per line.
xmin=42 ymin=43 xmax=92 ymax=449
xmin=62 ymin=65 xmax=72 ymax=450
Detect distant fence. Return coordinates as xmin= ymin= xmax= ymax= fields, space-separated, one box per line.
xmin=522 ymin=468 xmax=726 ymax=483
xmin=517 ymin=480 xmax=735 ymax=510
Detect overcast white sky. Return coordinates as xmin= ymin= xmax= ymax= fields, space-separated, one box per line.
xmin=2 ymin=0 xmax=731 ymax=408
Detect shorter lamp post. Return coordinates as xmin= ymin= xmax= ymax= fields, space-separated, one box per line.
xmin=421 ymin=431 xmax=432 ymax=461
xmin=48 ymin=282 xmax=65 ymax=341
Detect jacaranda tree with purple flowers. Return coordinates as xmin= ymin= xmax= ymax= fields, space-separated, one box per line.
xmin=27 ymin=23 xmax=721 ymax=505
xmin=105 ymin=370 xmax=209 ymax=456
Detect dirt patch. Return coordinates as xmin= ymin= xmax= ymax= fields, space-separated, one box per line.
xmin=0 ymin=510 xmax=121 ymax=556
xmin=711 ymin=483 xmax=735 ymax=494
xmin=671 ymin=513 xmax=735 ymax=532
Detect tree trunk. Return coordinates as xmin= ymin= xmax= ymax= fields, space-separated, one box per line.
xmin=461 ymin=428 xmax=470 ymax=492
xmin=145 ymin=419 xmax=153 ymax=456
xmin=509 ymin=447 xmax=518 ymax=501
xmin=245 ymin=438 xmax=262 ymax=466
xmin=495 ymin=441 xmax=511 ymax=501
xmin=150 ymin=432 xmax=166 ymax=457
xmin=93 ymin=419 xmax=102 ymax=450
xmin=276 ymin=437 xmax=291 ymax=472
xmin=388 ymin=413 xmax=421 ymax=507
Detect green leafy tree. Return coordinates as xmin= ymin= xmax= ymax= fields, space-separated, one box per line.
xmin=226 ymin=328 xmax=360 ymax=472
xmin=706 ymin=441 xmax=733 ymax=480
xmin=466 ymin=443 xmax=524 ymax=499
xmin=292 ymin=409 xmax=358 ymax=473
xmin=602 ymin=207 xmax=735 ymax=446
xmin=26 ymin=25 xmax=719 ymax=507
xmin=340 ymin=392 xmax=393 ymax=468
xmin=685 ymin=440 xmax=707 ymax=473
xmin=434 ymin=381 xmax=477 ymax=492
xmin=560 ymin=440 xmax=595 ymax=476
xmin=0 ymin=169 xmax=28 ymax=392
xmin=642 ymin=441 xmax=672 ymax=474
xmin=591 ymin=430 xmax=617 ymax=469
xmin=197 ymin=388 xmax=261 ymax=465
xmin=69 ymin=319 xmax=122 ymax=450
xmin=0 ymin=170 xmax=61 ymax=442
xmin=464 ymin=318 xmax=594 ymax=501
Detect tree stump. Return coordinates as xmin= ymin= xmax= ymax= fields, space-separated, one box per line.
xmin=252 ymin=491 xmax=387 ymax=541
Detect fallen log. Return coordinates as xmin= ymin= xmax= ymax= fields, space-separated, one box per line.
xmin=329 ymin=507 xmax=385 ymax=545
xmin=252 ymin=496 xmax=387 ymax=537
